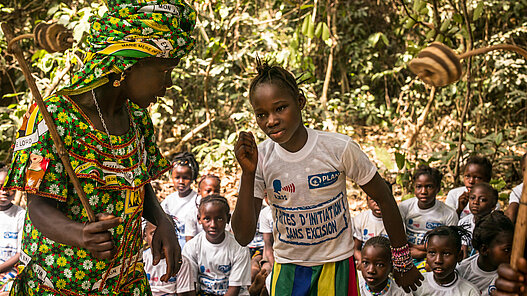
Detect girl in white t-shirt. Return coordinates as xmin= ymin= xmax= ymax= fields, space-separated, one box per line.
xmin=414 ymin=226 xmax=479 ymax=296
xmin=161 ymin=152 xmax=200 ymax=248
xmin=359 ymin=236 xmax=410 ymax=296
xmin=505 ymin=152 xmax=526 ymax=223
xmin=184 ymin=174 xmax=221 ymax=242
xmin=143 ymin=222 xmax=177 ymax=296
xmin=457 ymin=211 xmax=514 ymax=296
xmin=353 ymin=193 xmax=389 ymax=263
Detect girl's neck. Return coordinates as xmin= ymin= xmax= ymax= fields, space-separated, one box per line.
xmin=434 ymin=270 xmax=458 ymax=286
xmin=206 ymin=232 xmax=226 ymax=244
xmin=477 ymin=254 xmax=498 ymax=272
xmin=367 ymin=278 xmax=390 ymax=294
xmin=417 ymin=198 xmax=436 ymax=210
xmin=179 ymin=189 xmax=193 ymax=198
xmin=279 ymin=125 xmax=308 ymax=153
xmin=0 ymin=203 xmax=13 ymax=211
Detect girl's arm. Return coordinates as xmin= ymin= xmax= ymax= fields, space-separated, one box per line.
xmin=27 ymin=193 xmax=121 ymax=260
xmin=360 ymin=173 xmax=423 ymax=292
xmin=353 ymin=238 xmax=363 ymax=264
xmin=143 ymin=183 xmax=182 ymax=281
xmin=409 ymin=243 xmax=427 ymax=259
xmin=225 ymin=286 xmax=242 ymax=296
xmin=0 ymin=253 xmax=19 ymax=273
xmin=263 ymin=232 xmax=275 ymax=269
xmin=232 ymin=132 xmax=263 ymax=246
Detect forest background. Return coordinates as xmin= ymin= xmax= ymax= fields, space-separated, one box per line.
xmin=0 ymin=0 xmax=526 ymax=211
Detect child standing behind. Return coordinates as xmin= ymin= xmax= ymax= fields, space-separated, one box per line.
xmin=505 ymin=152 xmax=526 ymax=223
xmin=359 ymin=236 xmax=410 ymax=296
xmin=414 ymin=226 xmax=479 ymax=295
xmin=233 ymin=60 xmax=422 ymax=295
xmin=0 ymin=166 xmax=25 ymax=292
xmin=445 ymin=155 xmax=493 ymax=219
xmin=457 ymin=211 xmax=513 ymax=296
xmin=399 ymin=166 xmax=458 ymax=265
xmin=178 ymin=195 xmax=251 ymax=296
xmin=353 ymin=195 xmax=388 ymax=263
xmin=161 ymin=152 xmax=200 ymax=248
xmin=143 ymin=222 xmax=177 ymax=296
xmin=184 ymin=174 xmax=221 ymax=242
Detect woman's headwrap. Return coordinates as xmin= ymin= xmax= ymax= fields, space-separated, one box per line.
xmin=59 ymin=0 xmax=196 ymax=95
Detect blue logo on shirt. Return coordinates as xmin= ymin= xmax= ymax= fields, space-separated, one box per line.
xmin=272 ymin=180 xmax=288 ymax=200
xmin=308 ymin=171 xmax=340 ymax=189
xmin=3 ymin=232 xmax=18 ymax=239
xmin=425 ymin=222 xmax=442 ymax=229
xmin=218 ymin=264 xmax=232 ymax=274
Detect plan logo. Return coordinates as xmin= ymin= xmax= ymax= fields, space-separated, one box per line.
xmin=308 ymin=171 xmax=340 ymax=189
xmin=218 ymin=264 xmax=232 ymax=274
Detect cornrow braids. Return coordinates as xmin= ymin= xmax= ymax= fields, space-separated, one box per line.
xmin=172 ymin=152 xmax=199 ymax=181
xmin=472 ymin=211 xmax=514 ymax=251
xmin=198 ymin=174 xmax=221 ymax=188
xmin=199 ymin=194 xmax=230 ymax=216
xmin=363 ymin=236 xmax=391 ymax=261
xmin=413 ymin=165 xmax=443 ymax=187
xmin=249 ymin=57 xmax=305 ymax=102
xmin=424 ymin=225 xmax=471 ymax=252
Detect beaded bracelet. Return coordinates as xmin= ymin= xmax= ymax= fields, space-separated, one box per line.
xmin=391 ymin=244 xmax=413 ymax=273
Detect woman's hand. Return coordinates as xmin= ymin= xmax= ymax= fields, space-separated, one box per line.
xmin=494 ymin=258 xmax=527 ymax=295
xmin=235 ymin=131 xmax=258 ymax=174
xmin=151 ymin=215 xmax=181 ymax=282
xmin=80 ymin=213 xmax=121 ymax=260
xmin=393 ymin=266 xmax=423 ymax=293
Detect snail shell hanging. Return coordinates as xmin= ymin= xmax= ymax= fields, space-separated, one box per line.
xmin=408 ymin=42 xmax=462 ymax=87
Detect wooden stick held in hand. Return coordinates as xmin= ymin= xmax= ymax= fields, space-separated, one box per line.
xmin=2 ymin=22 xmax=96 ymax=222
xmin=512 ymin=169 xmax=527 ymax=269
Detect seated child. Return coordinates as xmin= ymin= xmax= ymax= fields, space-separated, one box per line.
xmin=457 ymin=211 xmax=513 ymax=296
xmin=505 ymin=152 xmax=526 ymax=223
xmin=398 ymin=165 xmax=458 ymax=266
xmin=445 ymin=155 xmax=493 ymax=219
xmin=143 ymin=222 xmax=177 ymax=296
xmin=414 ymin=226 xmax=479 ymax=295
xmin=458 ymin=182 xmax=498 ymax=258
xmin=258 ymin=194 xmax=274 ymax=273
xmin=0 ymin=166 xmax=25 ymax=293
xmin=184 ymin=174 xmax=221 ymax=241
xmin=178 ymin=195 xmax=251 ymax=296
xmin=353 ymin=195 xmax=388 ymax=263
xmin=161 ymin=152 xmax=200 ymax=248
xmin=359 ymin=236 xmax=410 ymax=296
xmin=247 ymin=206 xmax=266 ymax=282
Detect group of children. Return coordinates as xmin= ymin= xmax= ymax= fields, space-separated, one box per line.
xmin=0 ymin=60 xmax=524 ymax=296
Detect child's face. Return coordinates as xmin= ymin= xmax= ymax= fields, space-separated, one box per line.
xmin=172 ymin=165 xmax=192 ymax=195
xmin=198 ymin=178 xmax=220 ymax=197
xmin=366 ymin=196 xmax=382 ymax=218
xmin=0 ymin=172 xmax=15 ymax=208
xmin=360 ymin=245 xmax=391 ymax=292
xmin=144 ymin=223 xmax=156 ymax=248
xmin=414 ymin=174 xmax=439 ymax=208
xmin=463 ymin=164 xmax=487 ymax=191
xmin=250 ymin=83 xmax=306 ymax=150
xmin=484 ymin=231 xmax=513 ymax=269
xmin=426 ymin=235 xmax=462 ymax=284
xmin=198 ymin=203 xmax=229 ymax=244
xmin=468 ymin=186 xmax=496 ymax=217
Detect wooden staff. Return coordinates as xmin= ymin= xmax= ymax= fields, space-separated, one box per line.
xmin=512 ymin=169 xmax=527 ymax=272
xmin=2 ymin=22 xmax=96 ymax=222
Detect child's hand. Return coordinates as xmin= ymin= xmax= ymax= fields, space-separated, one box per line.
xmin=81 ymin=213 xmax=121 ymax=260
xmin=495 ymin=258 xmax=527 ymax=295
xmin=151 ymin=215 xmax=182 ymax=282
xmin=458 ymin=191 xmax=470 ymax=212
xmin=393 ymin=265 xmax=423 ymax=293
xmin=235 ymin=131 xmax=258 ymax=174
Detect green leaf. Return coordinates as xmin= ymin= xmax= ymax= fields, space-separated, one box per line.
xmin=321 ymin=23 xmax=330 ymax=41
xmin=2 ymin=93 xmax=24 ymax=99
xmin=315 ymin=22 xmax=323 ymax=38
xmin=301 ymin=16 xmax=309 ymax=36
xmin=300 ymin=4 xmax=314 ymax=10
xmin=473 ymin=1 xmax=484 ymax=21
xmin=307 ymin=19 xmax=315 ymax=39
xmin=395 ymin=152 xmax=406 ymax=170
xmin=495 ymin=132 xmax=503 ymax=146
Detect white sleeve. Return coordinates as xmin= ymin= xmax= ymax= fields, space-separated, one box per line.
xmin=510 ymin=185 xmax=522 ymax=204
xmin=341 ymin=140 xmax=377 ymax=186
xmin=177 ymin=241 xmax=199 ymax=293
xmin=259 ymin=208 xmax=273 ymax=234
xmin=184 ymin=209 xmax=199 ymax=237
xmin=352 ymin=214 xmax=362 ymax=240
xmin=446 ymin=209 xmax=459 ymax=226
xmin=228 ymin=246 xmax=251 ymax=287
xmin=445 ymin=189 xmax=460 ymax=210
xmin=254 ymin=155 xmax=265 ymax=199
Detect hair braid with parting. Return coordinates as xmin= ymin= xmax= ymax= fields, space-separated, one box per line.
xmin=249 ymin=57 xmax=305 ymax=102
xmin=199 ymin=194 xmax=230 ymax=216
xmin=172 ymin=152 xmax=199 ymax=181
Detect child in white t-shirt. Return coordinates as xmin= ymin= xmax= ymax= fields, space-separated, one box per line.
xmin=359 ymin=236 xmax=410 ymax=296
xmin=178 ymin=195 xmax=251 ymax=296
xmin=0 ymin=166 xmax=25 ymax=292
xmin=258 ymin=195 xmax=274 ymax=272
xmin=233 ymin=60 xmax=422 ymax=295
xmin=184 ymin=174 xmax=221 ymax=242
xmin=445 ymin=155 xmax=493 ymax=219
xmin=161 ymin=152 xmax=200 ymax=248
xmin=458 ymin=182 xmax=498 ymax=258
xmin=457 ymin=211 xmax=513 ymax=296
xmin=414 ymin=226 xmax=479 ymax=296
xmin=399 ymin=165 xmax=458 ymax=269
xmin=143 ymin=222 xmax=177 ymax=296
xmin=505 ymin=152 xmax=526 ymax=223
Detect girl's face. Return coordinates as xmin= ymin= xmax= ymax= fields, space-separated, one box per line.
xmin=482 ymin=231 xmax=513 ymax=269
xmin=463 ymin=164 xmax=488 ymax=191
xmin=198 ymin=203 xmax=229 ymax=244
xmin=360 ymin=245 xmax=391 ymax=292
xmin=144 ymin=223 xmax=156 ymax=248
xmin=426 ymin=235 xmax=462 ymax=285
xmin=198 ymin=178 xmax=221 ymax=197
xmin=172 ymin=165 xmax=193 ymax=196
xmin=366 ymin=196 xmax=382 ymax=218
xmin=414 ymin=174 xmax=439 ymax=209
xmin=250 ymin=83 xmax=306 ymax=152
xmin=468 ymin=186 xmax=496 ymax=217
xmin=0 ymin=172 xmax=15 ymax=208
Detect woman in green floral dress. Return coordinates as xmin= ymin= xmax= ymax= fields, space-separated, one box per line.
xmin=1 ymin=0 xmax=196 ymax=294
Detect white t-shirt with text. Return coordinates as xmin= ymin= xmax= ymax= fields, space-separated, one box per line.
xmin=352 ymin=209 xmax=388 ymax=244
xmin=143 ymin=248 xmax=177 ymax=296
xmin=161 ymin=190 xmax=198 ymax=248
xmin=259 ymin=206 xmax=273 ymax=234
xmin=458 ymin=254 xmax=498 ymax=296
xmin=0 ymin=204 xmax=25 ymax=264
xmin=413 ymin=272 xmax=480 ymax=296
xmin=253 ymin=128 xmax=377 ymax=266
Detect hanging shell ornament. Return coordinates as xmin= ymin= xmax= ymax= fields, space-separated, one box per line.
xmin=7 ymin=21 xmax=73 ymax=54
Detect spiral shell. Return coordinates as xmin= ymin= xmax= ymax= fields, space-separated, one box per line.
xmin=409 ymin=42 xmax=462 ymax=87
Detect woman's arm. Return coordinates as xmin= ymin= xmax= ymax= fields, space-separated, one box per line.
xmin=0 ymin=253 xmax=19 ymax=273
xmin=225 ymin=286 xmax=242 ymax=296
xmin=360 ymin=173 xmax=423 ymax=292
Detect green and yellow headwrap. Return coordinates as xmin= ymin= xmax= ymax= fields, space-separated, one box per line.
xmin=59 ymin=0 xmax=196 ymax=95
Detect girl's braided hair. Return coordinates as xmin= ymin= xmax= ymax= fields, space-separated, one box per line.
xmin=363 ymin=236 xmax=392 ymax=261
xmin=464 ymin=154 xmax=493 ymax=182
xmin=472 ymin=211 xmax=513 ymax=251
xmin=413 ymin=165 xmax=443 ymax=187
xmin=199 ymin=194 xmax=230 ymax=216
xmin=424 ymin=225 xmax=472 ymax=252
xmin=172 ymin=152 xmax=199 ymax=181
xmin=198 ymin=174 xmax=221 ymax=188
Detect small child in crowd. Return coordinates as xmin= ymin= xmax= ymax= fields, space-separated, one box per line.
xmin=161 ymin=152 xmax=200 ymax=248
xmin=178 ymin=194 xmax=251 ymax=296
xmin=359 ymin=236 xmax=410 ymax=296
xmin=457 ymin=211 xmax=513 ymax=296
xmin=505 ymin=152 xmax=526 ymax=223
xmin=414 ymin=226 xmax=479 ymax=295
xmin=399 ymin=165 xmax=458 ymax=267
xmin=458 ymin=182 xmax=498 ymax=258
xmin=445 ymin=155 xmax=493 ymax=219
xmin=353 ymin=194 xmax=388 ymax=263
xmin=184 ymin=174 xmax=221 ymax=241
xmin=143 ymin=222 xmax=177 ymax=296
xmin=258 ymin=194 xmax=274 ymax=273
xmin=0 ymin=166 xmax=25 ymax=293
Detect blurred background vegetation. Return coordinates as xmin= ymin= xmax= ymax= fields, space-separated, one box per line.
xmin=1 ymin=0 xmax=526 ymax=203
